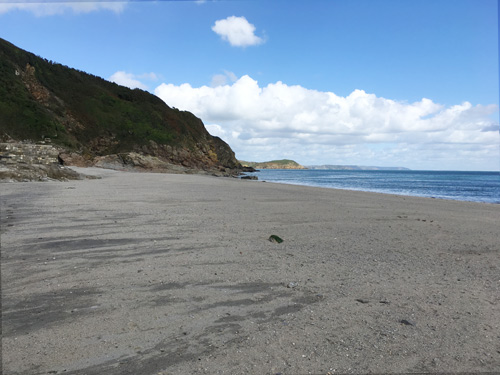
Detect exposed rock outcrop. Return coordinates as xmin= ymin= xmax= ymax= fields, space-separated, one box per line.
xmin=0 ymin=142 xmax=88 ymax=181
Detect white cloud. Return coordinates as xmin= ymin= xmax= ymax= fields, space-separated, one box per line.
xmin=0 ymin=1 xmax=126 ymax=16
xmin=154 ymin=75 xmax=499 ymax=170
xmin=210 ymin=70 xmax=238 ymax=87
xmin=109 ymin=71 xmax=148 ymax=90
xmin=212 ymin=16 xmax=264 ymax=47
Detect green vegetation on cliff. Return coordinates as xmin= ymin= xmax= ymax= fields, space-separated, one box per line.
xmin=239 ymin=159 xmax=306 ymax=169
xmin=0 ymin=38 xmax=240 ymax=170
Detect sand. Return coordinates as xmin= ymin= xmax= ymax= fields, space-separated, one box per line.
xmin=1 ymin=168 xmax=499 ymax=375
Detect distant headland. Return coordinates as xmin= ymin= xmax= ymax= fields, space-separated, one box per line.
xmin=239 ymin=159 xmax=307 ymax=170
xmin=238 ymin=160 xmax=409 ymax=171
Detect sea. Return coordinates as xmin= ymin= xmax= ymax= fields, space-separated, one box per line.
xmin=245 ymin=169 xmax=500 ymax=204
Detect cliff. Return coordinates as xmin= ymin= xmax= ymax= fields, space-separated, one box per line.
xmin=239 ymin=159 xmax=307 ymax=170
xmin=0 ymin=38 xmax=241 ymax=176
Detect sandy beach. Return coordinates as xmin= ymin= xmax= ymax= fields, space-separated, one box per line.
xmin=1 ymin=168 xmax=499 ymax=375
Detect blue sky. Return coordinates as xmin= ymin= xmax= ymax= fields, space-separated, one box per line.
xmin=1 ymin=0 xmax=499 ymax=170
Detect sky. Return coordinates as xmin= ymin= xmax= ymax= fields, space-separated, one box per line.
xmin=1 ymin=0 xmax=499 ymax=171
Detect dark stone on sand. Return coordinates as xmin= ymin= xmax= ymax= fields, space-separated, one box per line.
xmin=356 ymin=299 xmax=370 ymax=304
xmin=400 ymin=319 xmax=416 ymax=326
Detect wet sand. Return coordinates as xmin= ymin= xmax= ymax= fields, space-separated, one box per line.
xmin=1 ymin=168 xmax=499 ymax=374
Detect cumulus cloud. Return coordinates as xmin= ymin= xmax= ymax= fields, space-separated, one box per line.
xmin=0 ymin=1 xmax=126 ymax=16
xmin=154 ymin=75 xmax=499 ymax=170
xmin=212 ymin=16 xmax=264 ymax=47
xmin=109 ymin=71 xmax=149 ymax=90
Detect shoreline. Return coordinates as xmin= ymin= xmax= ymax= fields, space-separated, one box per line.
xmin=2 ymin=168 xmax=499 ymax=374
xmin=250 ymin=168 xmax=500 ymax=205
xmin=259 ymin=179 xmax=500 ymax=205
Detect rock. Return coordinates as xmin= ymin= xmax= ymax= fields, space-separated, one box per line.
xmin=241 ymin=175 xmax=258 ymax=180
xmin=93 ymin=152 xmax=188 ymax=173
xmin=400 ymin=319 xmax=416 ymax=326
xmin=241 ymin=166 xmax=258 ymax=172
xmin=58 ymin=152 xmax=93 ymax=167
xmin=212 ymin=136 xmax=239 ymax=169
xmin=355 ymin=299 xmax=370 ymax=304
xmin=0 ymin=163 xmax=85 ymax=182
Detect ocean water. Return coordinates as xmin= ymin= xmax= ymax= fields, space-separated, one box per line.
xmin=245 ymin=169 xmax=500 ymax=204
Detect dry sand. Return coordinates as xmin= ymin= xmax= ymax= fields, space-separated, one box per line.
xmin=1 ymin=168 xmax=499 ymax=375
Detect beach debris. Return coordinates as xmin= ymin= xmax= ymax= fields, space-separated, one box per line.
xmin=286 ymin=282 xmax=298 ymax=288
xmin=269 ymin=235 xmax=283 ymax=243
xmin=355 ymin=298 xmax=370 ymax=304
xmin=400 ymin=319 xmax=416 ymax=326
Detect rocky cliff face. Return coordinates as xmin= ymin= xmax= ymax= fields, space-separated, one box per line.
xmin=0 ymin=38 xmax=242 ymax=175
